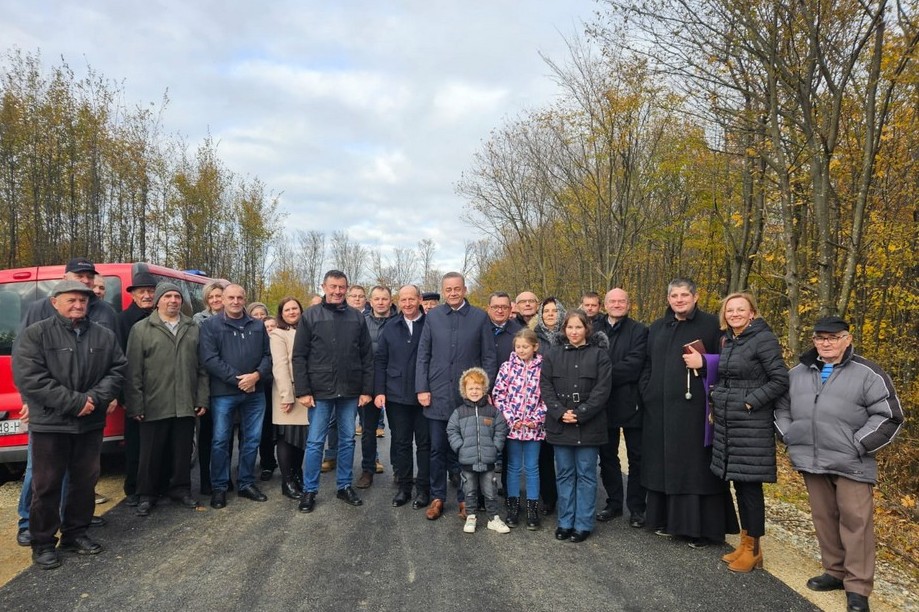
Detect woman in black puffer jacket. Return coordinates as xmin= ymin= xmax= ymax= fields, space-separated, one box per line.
xmin=709 ymin=292 xmax=788 ymax=573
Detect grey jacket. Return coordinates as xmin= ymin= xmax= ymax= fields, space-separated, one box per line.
xmin=774 ymin=345 xmax=904 ymax=484
xmin=447 ymin=397 xmax=508 ymax=472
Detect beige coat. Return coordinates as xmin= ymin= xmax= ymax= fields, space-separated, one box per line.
xmin=270 ymin=328 xmax=309 ymax=425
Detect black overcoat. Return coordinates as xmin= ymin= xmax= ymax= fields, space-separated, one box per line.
xmin=639 ymin=306 xmax=724 ymax=495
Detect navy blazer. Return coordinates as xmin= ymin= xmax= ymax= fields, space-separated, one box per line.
xmin=374 ymin=313 xmax=425 ymax=405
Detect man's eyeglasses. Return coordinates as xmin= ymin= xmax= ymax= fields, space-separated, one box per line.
xmin=812 ymin=334 xmax=848 ymax=344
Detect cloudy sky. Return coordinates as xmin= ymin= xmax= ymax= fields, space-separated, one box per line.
xmin=2 ymin=1 xmax=597 ymax=272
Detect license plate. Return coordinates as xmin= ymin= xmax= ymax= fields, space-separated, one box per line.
xmin=0 ymin=419 xmax=22 ymax=436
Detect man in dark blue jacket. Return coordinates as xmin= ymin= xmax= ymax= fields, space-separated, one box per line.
xmin=416 ymin=272 xmax=497 ymax=520
xmin=487 ymin=291 xmax=523 ymax=365
xmin=293 ymin=270 xmax=374 ymax=513
xmin=199 ymin=284 xmax=272 ymax=509
xmin=374 ymin=285 xmax=430 ymax=509
xmin=595 ymin=288 xmax=649 ymax=527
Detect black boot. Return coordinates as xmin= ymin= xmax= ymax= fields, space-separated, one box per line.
xmin=281 ymin=470 xmax=301 ymax=499
xmin=505 ymin=496 xmax=520 ymax=528
xmin=526 ymin=499 xmax=541 ymax=530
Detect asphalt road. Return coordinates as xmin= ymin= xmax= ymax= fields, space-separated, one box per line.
xmin=1 ymin=435 xmax=818 ymax=612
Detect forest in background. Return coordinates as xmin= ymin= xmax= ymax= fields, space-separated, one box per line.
xmin=0 ymin=1 xmax=915 ymax=565
xmin=460 ymin=0 xmax=917 ymax=534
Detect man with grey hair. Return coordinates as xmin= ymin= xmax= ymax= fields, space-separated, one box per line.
xmin=514 ymin=291 xmax=539 ymax=329
xmin=775 ymin=316 xmax=904 ymax=612
xmin=416 ymin=272 xmax=497 ymax=520
xmin=13 ymin=280 xmax=126 ymax=569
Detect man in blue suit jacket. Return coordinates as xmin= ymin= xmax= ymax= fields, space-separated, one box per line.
xmin=416 ymin=272 xmax=497 ymax=520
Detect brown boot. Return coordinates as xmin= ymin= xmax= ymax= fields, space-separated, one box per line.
xmin=355 ymin=471 xmax=373 ymax=489
xmin=728 ymin=536 xmax=763 ymax=573
xmin=458 ymin=501 xmax=467 ymax=520
xmin=722 ymin=529 xmax=749 ymax=563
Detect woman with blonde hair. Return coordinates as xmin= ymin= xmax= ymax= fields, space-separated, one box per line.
xmin=709 ymin=292 xmax=788 ymax=572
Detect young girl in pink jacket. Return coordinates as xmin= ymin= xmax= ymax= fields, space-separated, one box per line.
xmin=491 ymin=328 xmax=547 ymax=530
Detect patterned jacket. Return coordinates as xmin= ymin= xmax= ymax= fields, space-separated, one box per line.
xmin=492 ymin=352 xmax=547 ymax=441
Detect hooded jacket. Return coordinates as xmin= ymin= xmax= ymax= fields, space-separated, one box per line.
xmin=540 ymin=331 xmax=612 ymax=447
xmin=447 ymin=369 xmax=508 ymax=471
xmin=774 ymin=345 xmax=904 ymax=484
xmin=492 ymin=352 xmax=547 ymax=441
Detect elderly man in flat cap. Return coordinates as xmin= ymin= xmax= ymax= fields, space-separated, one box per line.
xmin=775 ymin=316 xmax=905 ymax=612
xmin=13 ymin=280 xmax=126 ymax=569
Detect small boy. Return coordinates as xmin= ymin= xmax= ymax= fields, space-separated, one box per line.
xmin=447 ymin=368 xmax=510 ymax=534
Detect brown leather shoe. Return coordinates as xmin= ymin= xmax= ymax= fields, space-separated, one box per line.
xmin=458 ymin=501 xmax=467 ymax=520
xmin=320 ymin=459 xmax=336 ymax=473
xmin=425 ymin=498 xmax=444 ymax=520
xmin=356 ymin=471 xmax=373 ymax=489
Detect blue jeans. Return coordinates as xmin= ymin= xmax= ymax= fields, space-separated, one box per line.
xmin=554 ymin=445 xmax=599 ymax=532
xmin=505 ymin=439 xmax=540 ymax=501
xmin=303 ymin=397 xmax=357 ymax=491
xmin=210 ymin=393 xmax=265 ymax=492
xmin=18 ymin=436 xmax=71 ymax=530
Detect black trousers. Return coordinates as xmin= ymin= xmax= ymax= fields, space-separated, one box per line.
xmin=123 ymin=416 xmax=140 ymax=495
xmin=137 ymin=417 xmax=195 ymax=499
xmin=30 ymin=429 xmax=103 ymax=548
xmin=360 ymin=403 xmax=381 ymax=473
xmin=733 ymin=481 xmax=766 ymax=537
xmin=386 ymin=401 xmax=430 ymax=493
xmin=538 ymin=440 xmax=557 ymax=507
xmin=598 ymin=426 xmax=647 ymax=514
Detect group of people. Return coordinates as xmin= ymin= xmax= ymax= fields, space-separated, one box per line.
xmin=11 ymin=260 xmax=904 ymax=612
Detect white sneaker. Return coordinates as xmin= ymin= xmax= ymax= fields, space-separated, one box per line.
xmin=487 ymin=515 xmax=510 ymax=534
xmin=464 ymin=514 xmax=477 ymax=533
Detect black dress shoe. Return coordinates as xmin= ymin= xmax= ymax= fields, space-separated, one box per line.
xmin=210 ymin=491 xmax=227 ymax=509
xmin=846 ymin=592 xmax=869 ymax=612
xmin=125 ymin=494 xmax=140 ymax=507
xmin=629 ymin=512 xmax=646 ymax=528
xmin=412 ymin=491 xmax=430 ymax=510
xmin=260 ymin=468 xmax=275 ymax=481
xmin=555 ymin=527 xmax=573 ymax=541
xmin=570 ymin=530 xmax=591 ymax=543
xmin=90 ymin=516 xmax=106 ymax=527
xmin=392 ymin=490 xmax=411 ymax=507
xmin=298 ymin=491 xmax=316 ymax=513
xmin=174 ymin=495 xmax=200 ymax=509
xmin=17 ymin=528 xmax=32 ymax=547
xmin=336 ymin=486 xmax=363 ymax=506
xmin=136 ymin=501 xmax=152 ymax=517
xmin=806 ymin=573 xmax=845 ymax=592
xmin=32 ymin=546 xmax=61 ymax=570
xmin=59 ymin=535 xmax=103 ymax=555
xmin=238 ymin=484 xmax=268 ymax=502
xmin=281 ymin=480 xmax=302 ymax=500
xmin=596 ymin=503 xmax=623 ymax=522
